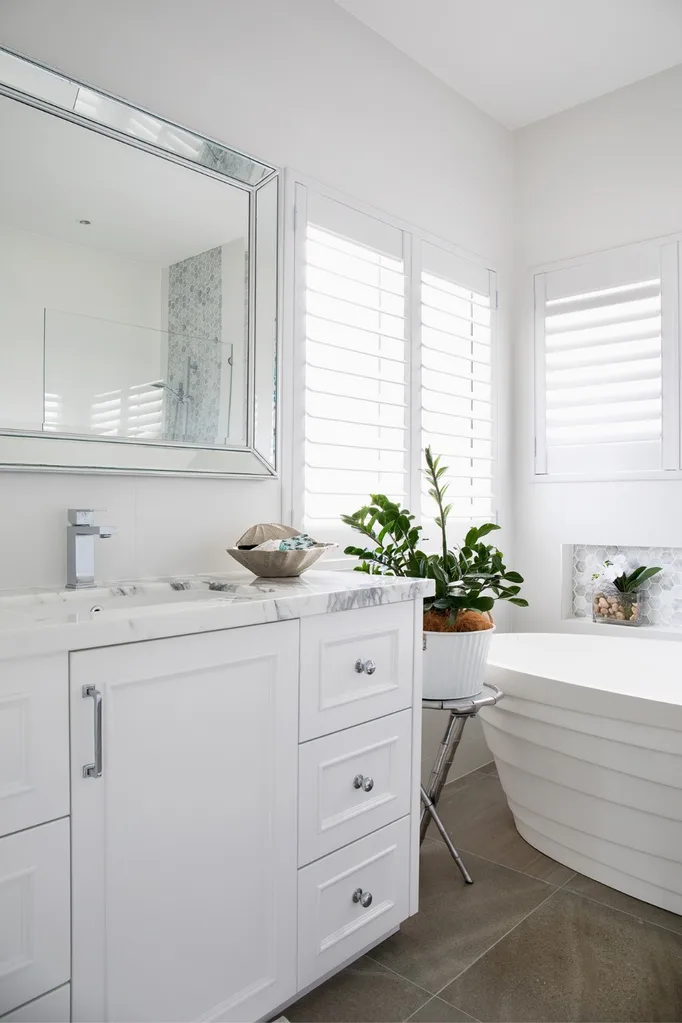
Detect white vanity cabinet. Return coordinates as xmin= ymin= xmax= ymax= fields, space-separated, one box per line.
xmin=0 ymin=576 xmax=427 ymax=1023
xmin=70 ymin=622 xmax=299 ymax=1023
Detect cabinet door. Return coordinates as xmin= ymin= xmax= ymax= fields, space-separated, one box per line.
xmin=299 ymin=603 xmax=414 ymax=741
xmin=0 ymin=984 xmax=70 ymax=1022
xmin=298 ymin=710 xmax=412 ymax=865
xmin=70 ymin=622 xmax=299 ymax=1023
xmin=0 ymin=654 xmax=69 ymax=838
xmin=298 ymin=817 xmax=411 ymax=990
xmin=0 ymin=820 xmax=70 ymax=1017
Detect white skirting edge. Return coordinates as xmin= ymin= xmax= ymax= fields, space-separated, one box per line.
xmin=511 ymin=809 xmax=682 ymax=916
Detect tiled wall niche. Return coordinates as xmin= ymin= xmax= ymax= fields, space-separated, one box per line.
xmin=572 ymin=545 xmax=682 ymax=627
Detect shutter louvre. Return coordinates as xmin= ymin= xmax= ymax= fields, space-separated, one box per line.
xmin=420 ymin=243 xmax=494 ymax=526
xmin=302 ymin=220 xmax=409 ymax=534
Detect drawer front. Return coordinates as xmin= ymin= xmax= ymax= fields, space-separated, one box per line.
xmin=299 ymin=603 xmax=414 ymax=741
xmin=0 ymin=819 xmax=70 ymax=1017
xmin=0 ymin=654 xmax=69 ymax=838
xmin=298 ymin=710 xmax=412 ymax=865
xmin=0 ymin=984 xmax=70 ymax=1022
xmin=297 ymin=816 xmax=410 ymax=989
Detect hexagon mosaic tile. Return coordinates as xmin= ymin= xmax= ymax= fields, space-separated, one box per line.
xmin=572 ymin=545 xmax=682 ymax=627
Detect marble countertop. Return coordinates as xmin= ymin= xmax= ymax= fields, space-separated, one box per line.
xmin=0 ymin=571 xmax=434 ymax=660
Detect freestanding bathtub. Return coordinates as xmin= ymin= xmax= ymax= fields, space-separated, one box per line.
xmin=479 ymin=633 xmax=682 ymax=915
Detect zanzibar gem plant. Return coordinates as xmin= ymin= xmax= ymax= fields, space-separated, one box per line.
xmin=342 ymin=447 xmax=527 ymax=632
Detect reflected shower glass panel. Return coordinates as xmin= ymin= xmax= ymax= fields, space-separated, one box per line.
xmin=44 ymin=310 xmax=234 ymax=446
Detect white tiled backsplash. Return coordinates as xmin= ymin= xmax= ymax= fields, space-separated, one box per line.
xmin=572 ymin=545 xmax=682 ymax=627
xmin=0 ymin=472 xmax=280 ymax=592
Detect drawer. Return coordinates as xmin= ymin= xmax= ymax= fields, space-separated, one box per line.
xmin=0 ymin=654 xmax=69 ymax=838
xmin=0 ymin=819 xmax=70 ymax=1017
xmin=299 ymin=603 xmax=415 ymax=741
xmin=0 ymin=984 xmax=70 ymax=1022
xmin=298 ymin=710 xmax=412 ymax=865
xmin=297 ymin=816 xmax=410 ymax=989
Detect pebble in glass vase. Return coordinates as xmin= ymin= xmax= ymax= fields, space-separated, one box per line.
xmin=592 ymin=584 xmax=640 ymax=625
xmin=591 ymin=562 xmax=662 ymax=627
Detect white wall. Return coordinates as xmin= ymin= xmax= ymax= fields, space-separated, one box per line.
xmin=0 ymin=0 xmax=513 ymax=602
xmin=0 ymin=223 xmax=162 ymax=430
xmin=512 ymin=64 xmax=682 ymax=633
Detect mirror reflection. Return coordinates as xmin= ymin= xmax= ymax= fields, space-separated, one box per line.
xmin=0 ymin=90 xmax=251 ymax=448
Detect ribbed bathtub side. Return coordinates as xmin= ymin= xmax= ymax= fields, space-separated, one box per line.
xmin=480 ymin=693 xmax=682 ymax=915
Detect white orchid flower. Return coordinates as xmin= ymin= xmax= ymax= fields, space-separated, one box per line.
xmin=600 ymin=555 xmax=629 ymax=583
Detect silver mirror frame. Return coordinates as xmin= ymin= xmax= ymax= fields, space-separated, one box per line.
xmin=0 ymin=47 xmax=281 ymax=479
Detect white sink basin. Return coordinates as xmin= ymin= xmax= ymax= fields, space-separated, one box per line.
xmin=0 ymin=579 xmax=240 ymax=627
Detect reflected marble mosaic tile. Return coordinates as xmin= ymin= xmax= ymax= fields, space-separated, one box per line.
xmin=167 ymin=245 xmax=223 ymax=445
xmin=572 ymin=545 xmax=682 ymax=627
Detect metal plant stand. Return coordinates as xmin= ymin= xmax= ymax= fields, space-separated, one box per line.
xmin=420 ymin=682 xmax=503 ymax=884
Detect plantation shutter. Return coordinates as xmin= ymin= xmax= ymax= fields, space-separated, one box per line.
xmin=300 ymin=192 xmax=409 ymax=538
xmin=535 ymin=243 xmax=677 ymax=475
xmin=420 ymin=242 xmax=495 ymax=528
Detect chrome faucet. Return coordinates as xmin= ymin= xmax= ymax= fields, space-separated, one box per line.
xmin=66 ymin=509 xmax=114 ymax=589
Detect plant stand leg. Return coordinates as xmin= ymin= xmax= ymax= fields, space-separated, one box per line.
xmin=420 ymin=785 xmax=474 ymax=884
xmin=419 ymin=710 xmax=474 ymax=883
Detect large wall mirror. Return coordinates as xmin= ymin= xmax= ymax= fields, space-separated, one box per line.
xmin=0 ymin=49 xmax=279 ymax=477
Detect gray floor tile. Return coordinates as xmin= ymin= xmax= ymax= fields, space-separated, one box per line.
xmin=407 ymin=996 xmax=478 ymax=1022
xmin=477 ymin=762 xmax=497 ymax=776
xmin=442 ymin=770 xmax=487 ymax=793
xmin=285 ymin=956 xmax=428 ymax=1023
xmin=426 ymin=773 xmax=574 ymax=885
xmin=368 ymin=841 xmax=553 ymax=993
xmin=563 ymin=872 xmax=682 ymax=935
xmin=441 ymin=889 xmax=682 ymax=1022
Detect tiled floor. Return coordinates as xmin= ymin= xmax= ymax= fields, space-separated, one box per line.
xmin=286 ymin=765 xmax=682 ymax=1023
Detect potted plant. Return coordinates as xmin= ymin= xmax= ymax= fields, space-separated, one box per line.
xmin=592 ymin=558 xmax=662 ymax=626
xmin=342 ymin=448 xmax=527 ymax=699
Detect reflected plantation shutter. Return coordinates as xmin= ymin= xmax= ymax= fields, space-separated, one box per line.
xmin=535 ymin=242 xmax=679 ymax=475
xmin=420 ymin=242 xmax=495 ymax=527
xmin=300 ymin=192 xmax=409 ymax=537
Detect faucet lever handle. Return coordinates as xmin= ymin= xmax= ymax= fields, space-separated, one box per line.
xmin=68 ymin=508 xmax=106 ymax=526
xmin=68 ymin=508 xmax=95 ymax=526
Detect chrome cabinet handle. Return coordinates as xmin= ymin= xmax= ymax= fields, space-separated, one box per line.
xmin=354 ymin=658 xmax=376 ymax=675
xmin=82 ymin=685 xmax=103 ymax=779
xmin=352 ymin=887 xmax=373 ymax=908
xmin=353 ymin=773 xmax=375 ymax=792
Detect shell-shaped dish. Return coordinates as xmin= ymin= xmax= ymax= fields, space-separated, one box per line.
xmin=226 ymin=545 xmax=334 ymax=578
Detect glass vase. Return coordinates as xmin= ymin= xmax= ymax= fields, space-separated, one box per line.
xmin=592 ymin=584 xmax=640 ymax=626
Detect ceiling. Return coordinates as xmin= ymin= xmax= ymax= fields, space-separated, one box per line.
xmin=335 ymin=0 xmax=682 ymax=129
xmin=0 ymin=92 xmax=248 ymax=266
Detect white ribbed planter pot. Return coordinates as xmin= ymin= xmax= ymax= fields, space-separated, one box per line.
xmin=422 ymin=626 xmax=495 ymax=700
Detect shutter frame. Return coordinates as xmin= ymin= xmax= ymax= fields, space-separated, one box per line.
xmin=534 ymin=240 xmax=681 ymax=478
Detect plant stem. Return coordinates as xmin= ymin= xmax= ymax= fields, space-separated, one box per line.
xmin=426 ymin=449 xmax=449 ymax=573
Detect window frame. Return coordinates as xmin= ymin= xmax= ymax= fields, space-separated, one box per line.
xmin=281 ymin=172 xmax=500 ymax=549
xmin=532 ymin=234 xmax=682 ymax=484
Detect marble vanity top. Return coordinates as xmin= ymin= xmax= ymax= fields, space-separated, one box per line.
xmin=0 ymin=571 xmax=434 ymax=660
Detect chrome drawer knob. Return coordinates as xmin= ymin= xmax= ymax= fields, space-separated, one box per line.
xmin=352 ymin=887 xmax=373 ymax=908
xmin=353 ymin=774 xmax=375 ymax=792
xmin=355 ymin=658 xmax=376 ymax=675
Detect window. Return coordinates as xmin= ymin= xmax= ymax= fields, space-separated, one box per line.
xmin=535 ymin=241 xmax=679 ymax=476
xmin=292 ymin=184 xmax=497 ymax=542
xmin=420 ymin=243 xmax=494 ymax=525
